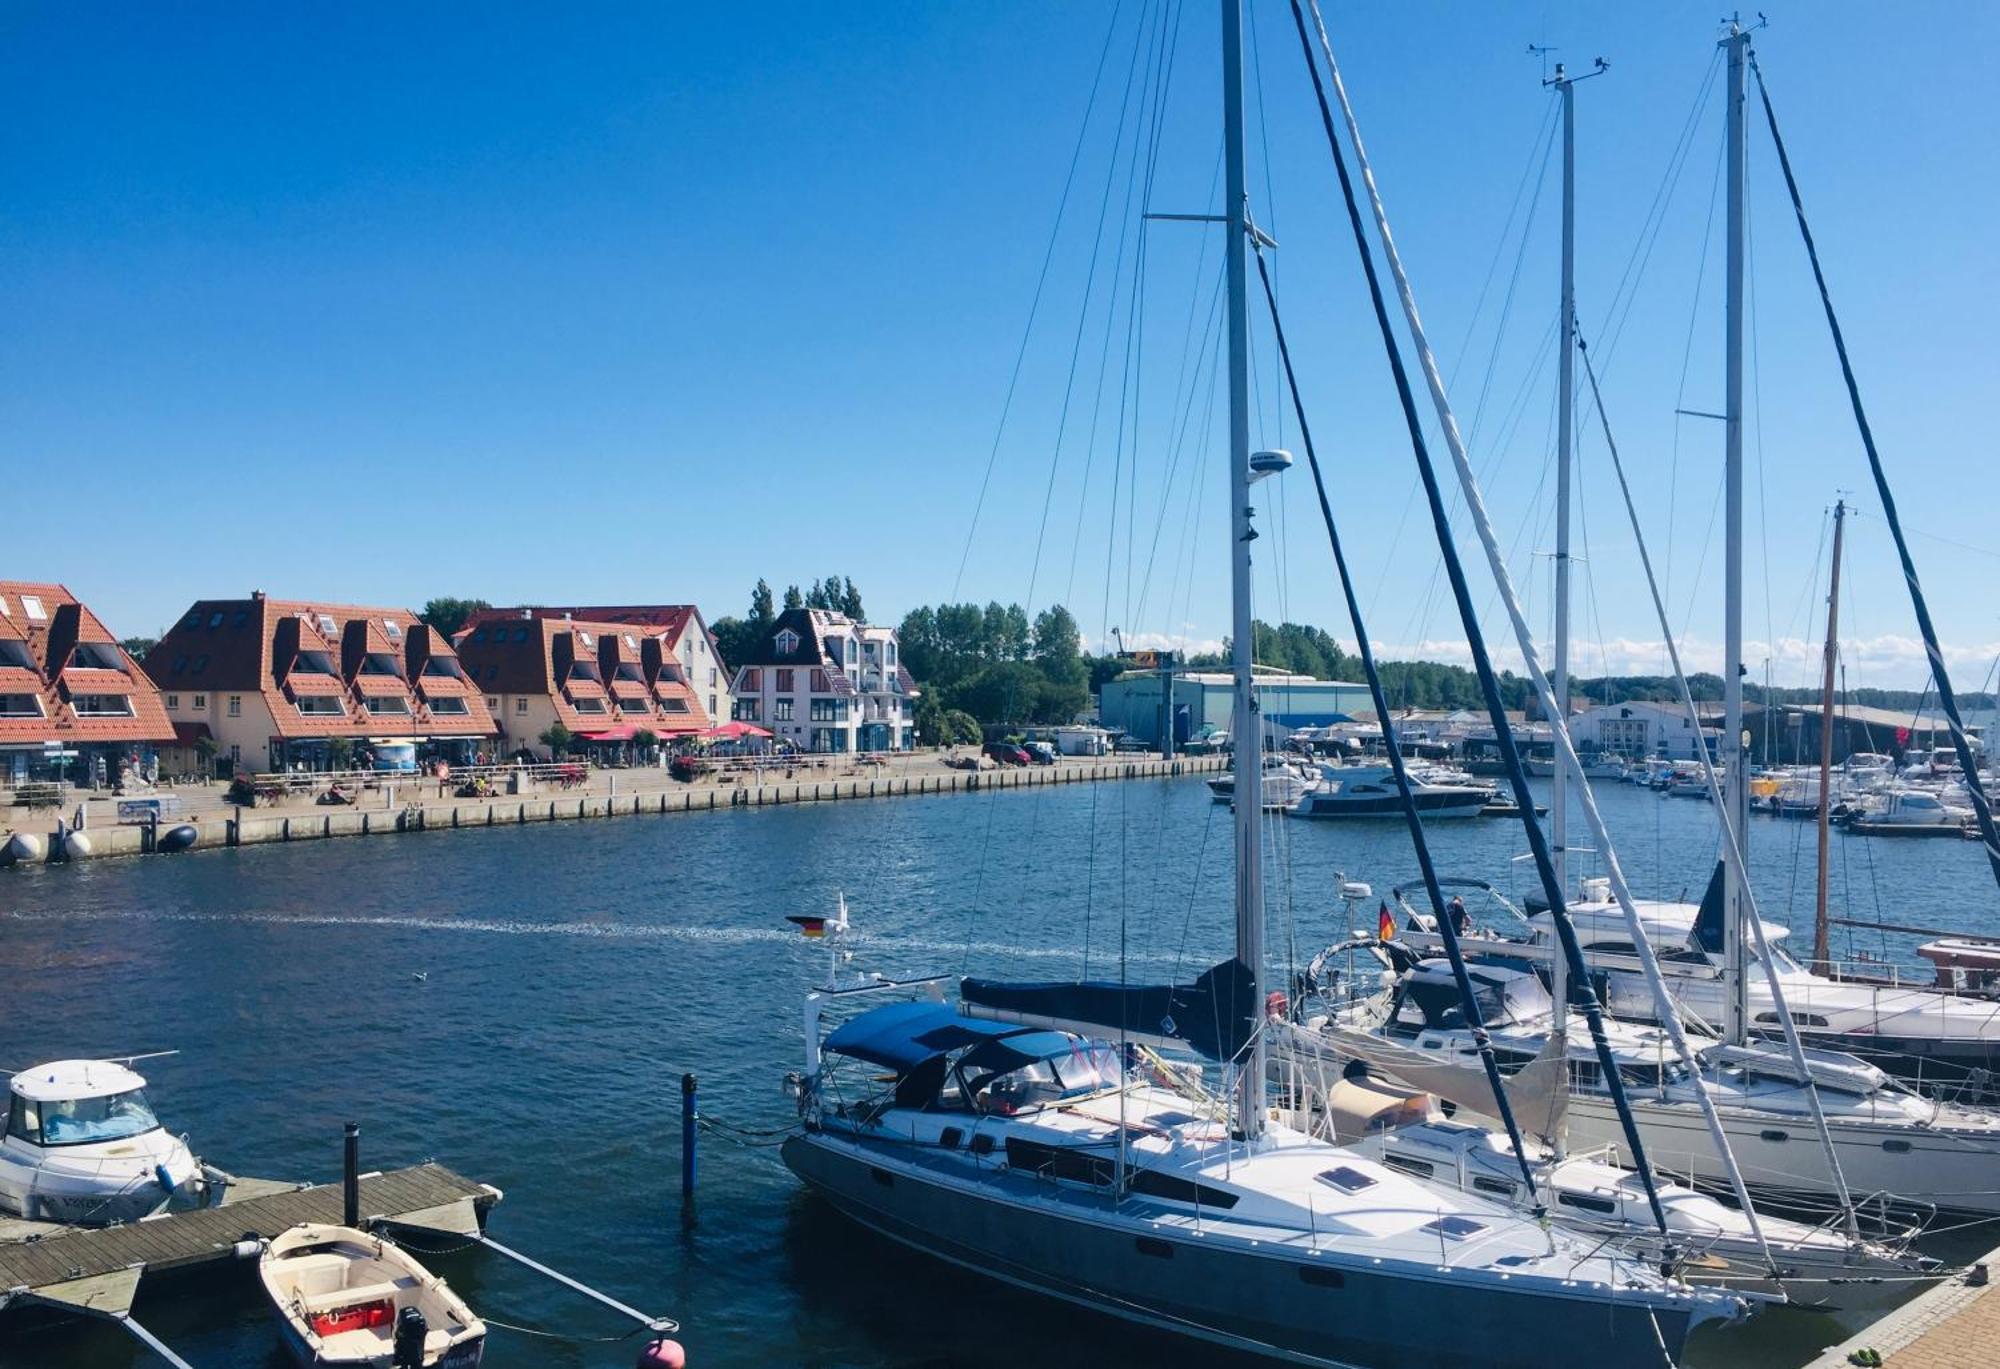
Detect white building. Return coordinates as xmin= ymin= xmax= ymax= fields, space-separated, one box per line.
xmin=1568 ymin=700 xmax=1719 ymax=761
xmin=730 ymin=607 xmax=916 ymax=753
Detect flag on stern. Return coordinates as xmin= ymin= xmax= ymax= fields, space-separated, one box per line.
xmin=1378 ymin=903 xmax=1396 ymax=942
xmin=788 ymin=915 xmax=827 ymax=939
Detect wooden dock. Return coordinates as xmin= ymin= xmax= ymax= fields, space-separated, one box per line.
xmin=0 ymin=1163 xmax=497 ymax=1321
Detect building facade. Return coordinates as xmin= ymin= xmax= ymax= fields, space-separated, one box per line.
xmin=1098 ymin=669 xmax=1373 ymax=747
xmin=456 ymin=612 xmax=709 ymax=758
xmin=0 ymin=581 xmax=174 ymax=787
xmin=1567 ymin=701 xmax=1719 ymax=761
xmin=488 ymin=604 xmax=732 ymax=726
xmin=144 ymin=594 xmax=498 ymax=773
xmin=729 ymin=608 xmax=915 ymax=752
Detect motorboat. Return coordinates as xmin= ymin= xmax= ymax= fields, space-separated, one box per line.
xmin=1289 ymin=762 xmax=1492 ymax=820
xmin=1207 ymin=754 xmax=1318 ymax=809
xmin=1295 ymin=1079 xmax=1931 ymax=1311
xmin=1843 ymin=787 xmax=1970 ymax=830
xmin=1 ymin=1057 xmax=202 ymax=1225
xmin=260 ymin=1222 xmax=485 ymax=1368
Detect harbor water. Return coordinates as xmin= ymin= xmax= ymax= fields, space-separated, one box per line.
xmin=3 ymin=773 xmax=1991 ymax=1368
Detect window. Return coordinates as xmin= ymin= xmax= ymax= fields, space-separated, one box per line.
xmin=422 ymin=657 xmax=465 ymax=679
xmin=208 ymin=612 xmax=224 ymax=628
xmin=296 ymin=696 xmax=344 ymax=717
xmin=810 ymin=698 xmax=848 ymax=722
xmin=740 ymin=668 xmax=761 ymax=692
xmin=774 ymin=699 xmax=794 ymax=721
xmin=568 ymin=662 xmax=601 ymax=682
xmin=659 ymin=663 xmax=684 ymax=684
xmin=1556 ymin=1192 xmax=1619 ymax=1215
xmin=430 ymin=696 xmax=470 ymax=716
xmin=810 ymin=669 xmax=829 ymax=693
xmin=192 ymin=655 xmax=210 ymax=674
xmin=1316 ymin=1166 xmax=1378 ymax=1194
xmin=775 ymin=628 xmax=799 ymax=654
xmin=737 ymin=699 xmax=762 ymax=722
xmin=708 ymin=666 xmax=717 ymax=686
xmin=1472 ymin=1176 xmax=1518 ymax=1198
xmin=1419 ymin=1216 xmax=1487 ymax=1242
xmin=572 ymin=697 xmax=607 ymax=714
xmin=0 ymin=640 xmax=33 ymax=669
xmin=1381 ymin=1154 xmax=1434 ymax=1179
xmin=775 ymin=668 xmax=795 ymax=692
xmin=193 ymin=694 xmax=207 ymax=710
xmin=513 ymin=626 xmax=529 ymax=643
xmin=384 ymin=619 xmax=401 ymax=642
xmin=516 ymin=698 xmax=529 ymax=714
xmin=227 ymin=695 xmax=242 ymax=717
xmin=15 ymin=1088 xmax=158 ymax=1146
xmin=293 ymin=650 xmax=336 ymax=676
xmin=661 ymin=698 xmax=690 ymax=713
xmin=614 ymin=663 xmax=645 ymax=683
xmin=22 ymin=595 xmax=47 ymax=621
xmin=70 ymin=642 xmax=127 ymax=671
xmin=363 ymin=696 xmax=411 ymax=715
xmin=165 ymin=694 xmax=179 ymax=710
xmin=72 ymin=695 xmax=134 ymax=716
xmin=617 ymin=698 xmax=651 ymax=716
xmin=317 ymin=613 xmax=338 ymax=637
xmin=485 ymin=697 xmax=499 ymax=711
xmin=360 ymin=653 xmax=402 ymax=678
xmin=0 ymin=694 xmax=43 ymax=718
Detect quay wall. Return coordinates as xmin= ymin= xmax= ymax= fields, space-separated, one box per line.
xmin=2 ymin=756 xmax=1227 ymax=866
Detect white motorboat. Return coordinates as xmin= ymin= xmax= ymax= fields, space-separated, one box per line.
xmin=260 ymin=1222 xmax=485 ymax=1368
xmin=1 ymin=1058 xmax=201 ymax=1225
xmin=1207 ymin=754 xmax=1318 ymax=809
xmin=1289 ymin=762 xmax=1492 ymax=819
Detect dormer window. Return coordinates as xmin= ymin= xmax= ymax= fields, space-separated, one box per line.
xmin=567 ymin=662 xmax=601 ymax=683
xmin=775 ymin=628 xmax=799 ymax=655
xmin=0 ymin=694 xmax=43 ymax=718
xmin=422 ymin=656 xmax=464 ymax=680
xmin=0 ymin=641 xmax=34 ymax=670
xmin=614 ymin=663 xmax=645 ymax=682
xmin=294 ymin=650 xmax=336 ymax=676
xmin=72 ymin=694 xmax=133 ymax=717
xmin=360 ymin=653 xmax=402 ymax=677
xmin=70 ymin=642 xmax=127 ymax=672
xmin=297 ymin=696 xmax=345 ymax=717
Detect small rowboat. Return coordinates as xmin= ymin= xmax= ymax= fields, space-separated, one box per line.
xmin=260 ymin=1223 xmax=485 ymax=1367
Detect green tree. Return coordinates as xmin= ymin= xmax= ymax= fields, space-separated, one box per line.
xmin=941 ymin=709 xmax=983 ymax=745
xmin=841 ymin=576 xmax=864 ymax=621
xmin=782 ymin=584 xmax=804 ymax=611
xmin=120 ymin=635 xmax=157 ymax=662
xmin=750 ymin=578 xmax=776 ymax=626
xmin=539 ymin=723 xmax=574 ymax=757
xmin=420 ymin=597 xmax=492 ymax=638
xmin=633 ymin=728 xmax=660 ymax=759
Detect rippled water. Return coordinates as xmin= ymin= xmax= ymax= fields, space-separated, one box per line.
xmin=3 ymin=775 xmax=1993 ymax=1368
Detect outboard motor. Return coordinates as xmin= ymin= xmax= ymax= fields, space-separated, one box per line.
xmin=392 ymin=1305 xmax=428 ymax=1369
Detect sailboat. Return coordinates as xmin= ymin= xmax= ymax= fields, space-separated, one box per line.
xmin=778 ymin=7 xmax=1750 ymax=1364
xmin=1299 ymin=14 xmax=2000 ymax=1226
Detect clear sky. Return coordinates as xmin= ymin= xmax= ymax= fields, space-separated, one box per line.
xmin=5 ymin=3 xmax=1994 ymax=691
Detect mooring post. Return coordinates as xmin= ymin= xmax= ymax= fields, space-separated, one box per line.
xmin=680 ymin=1073 xmax=698 ymax=1203
xmin=343 ymin=1121 xmax=360 ymax=1227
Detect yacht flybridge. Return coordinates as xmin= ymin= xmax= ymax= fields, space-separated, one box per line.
xmin=1 ymin=1057 xmax=203 ymax=1225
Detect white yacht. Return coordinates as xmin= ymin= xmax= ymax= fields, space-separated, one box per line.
xmin=2 ymin=1058 xmax=202 ymax=1225
xmin=1289 ymin=762 xmax=1492 ymax=820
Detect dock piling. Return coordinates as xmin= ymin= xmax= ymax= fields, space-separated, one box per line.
xmin=680 ymin=1073 xmax=698 ymax=1203
xmin=343 ymin=1121 xmax=360 ymax=1227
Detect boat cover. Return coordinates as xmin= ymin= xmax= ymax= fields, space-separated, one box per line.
xmin=823 ymin=1001 xmax=1030 ymax=1071
xmin=1687 ymin=862 xmax=1728 ymax=955
xmin=959 ymin=957 xmax=1256 ymax=1063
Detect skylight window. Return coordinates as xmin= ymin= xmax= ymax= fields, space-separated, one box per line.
xmin=209 ymin=612 xmax=224 ymax=629
xmin=22 ymin=596 xmax=46 ymax=621
xmin=318 ymin=613 xmax=338 ymax=636
xmin=1419 ymin=1216 xmax=1487 ymax=1242
xmin=1316 ymin=1166 xmax=1378 ymax=1194
xmin=384 ymin=618 xmax=401 ymax=641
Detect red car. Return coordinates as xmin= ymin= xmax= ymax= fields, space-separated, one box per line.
xmin=983 ymin=742 xmax=1031 ymax=767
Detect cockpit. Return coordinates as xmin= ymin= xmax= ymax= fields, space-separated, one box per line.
xmin=822 ymin=1002 xmax=1126 ymax=1120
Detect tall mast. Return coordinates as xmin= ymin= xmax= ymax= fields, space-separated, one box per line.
xmin=1222 ymin=0 xmax=1264 ymax=1142
xmin=1548 ymin=61 xmax=1578 ymax=1038
xmin=1812 ymin=498 xmax=1847 ymax=971
xmin=1721 ymin=20 xmax=1751 ymax=1046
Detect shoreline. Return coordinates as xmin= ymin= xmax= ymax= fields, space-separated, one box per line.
xmin=0 ymin=754 xmax=1228 ymax=866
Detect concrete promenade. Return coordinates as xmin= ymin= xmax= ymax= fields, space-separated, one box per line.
xmin=1802 ymin=1244 xmax=1999 ymax=1369
xmin=1 ymin=751 xmax=1228 ymax=865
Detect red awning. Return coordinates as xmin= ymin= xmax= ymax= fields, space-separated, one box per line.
xmin=580 ymin=724 xmax=640 ymax=742
xmin=701 ymin=720 xmax=772 ymax=740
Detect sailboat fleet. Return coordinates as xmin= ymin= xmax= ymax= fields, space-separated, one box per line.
xmin=779 ymin=8 xmax=2000 ymax=1368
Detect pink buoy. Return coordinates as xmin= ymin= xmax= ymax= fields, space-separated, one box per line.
xmin=636 ymin=1338 xmax=687 ymax=1368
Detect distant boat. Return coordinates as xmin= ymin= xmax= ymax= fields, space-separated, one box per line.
xmin=1290 ymin=762 xmax=1491 ymax=819
xmin=260 ymin=1222 xmax=485 ymax=1368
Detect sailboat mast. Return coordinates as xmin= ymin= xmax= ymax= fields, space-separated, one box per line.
xmin=1813 ymin=498 xmax=1847 ymax=971
xmin=1549 ymin=63 xmax=1577 ymax=1027
xmin=1721 ymin=20 xmax=1751 ymax=1047
xmin=1222 ymin=0 xmax=1265 ymax=1142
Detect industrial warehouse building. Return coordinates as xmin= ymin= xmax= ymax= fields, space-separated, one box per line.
xmin=1098 ymin=669 xmax=1374 ymax=747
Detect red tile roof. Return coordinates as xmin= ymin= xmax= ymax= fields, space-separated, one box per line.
xmin=456 ymin=614 xmax=710 ymax=737
xmin=143 ymin=595 xmax=498 ymax=741
xmin=0 ymin=580 xmax=174 ymax=748
xmin=472 ymin=604 xmax=724 ymax=668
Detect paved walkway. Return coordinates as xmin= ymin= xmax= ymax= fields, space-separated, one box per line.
xmin=1805 ymin=1251 xmax=1999 ymax=1369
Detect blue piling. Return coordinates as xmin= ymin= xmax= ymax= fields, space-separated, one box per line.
xmin=680 ymin=1074 xmax=698 ymax=1203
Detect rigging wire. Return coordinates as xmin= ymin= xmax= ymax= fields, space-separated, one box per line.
xmin=951 ymin=1 xmax=1132 ymax=601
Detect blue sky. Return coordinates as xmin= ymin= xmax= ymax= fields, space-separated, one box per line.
xmin=5 ymin=3 xmax=1994 ymax=690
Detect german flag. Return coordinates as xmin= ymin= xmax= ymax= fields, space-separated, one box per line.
xmin=787 ymin=914 xmax=827 ymax=939
xmin=1377 ymin=903 xmax=1396 ymax=942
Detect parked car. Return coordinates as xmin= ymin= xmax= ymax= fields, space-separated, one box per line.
xmin=1022 ymin=741 xmax=1058 ymax=765
xmin=983 ymin=741 xmax=1032 ymax=767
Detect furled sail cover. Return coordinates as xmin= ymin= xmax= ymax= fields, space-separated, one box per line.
xmin=959 ymin=957 xmax=1256 ymax=1063
xmin=1686 ymin=861 xmax=1729 ymax=956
